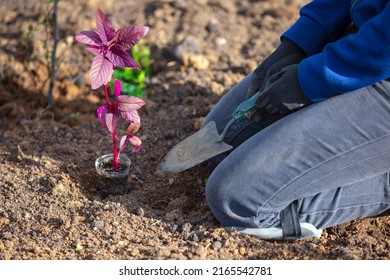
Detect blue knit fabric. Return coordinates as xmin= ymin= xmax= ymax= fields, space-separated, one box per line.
xmin=282 ymin=0 xmax=390 ymax=102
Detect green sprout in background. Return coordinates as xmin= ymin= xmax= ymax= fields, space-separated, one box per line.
xmin=111 ymin=39 xmax=152 ymax=97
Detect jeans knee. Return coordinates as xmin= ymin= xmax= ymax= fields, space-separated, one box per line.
xmin=205 ymin=174 xmax=226 ymax=223
xmin=205 ymin=169 xmax=246 ymax=227
xmin=205 ymin=168 xmax=261 ymax=228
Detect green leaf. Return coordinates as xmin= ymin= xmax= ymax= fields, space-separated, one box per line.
xmin=68 ymin=112 xmax=81 ymax=119
xmin=110 ymin=40 xmax=151 ymax=97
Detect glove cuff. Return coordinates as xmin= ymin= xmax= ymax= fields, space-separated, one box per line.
xmin=280 ymin=37 xmax=307 ymax=59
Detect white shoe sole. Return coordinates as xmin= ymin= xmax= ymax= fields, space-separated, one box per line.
xmin=224 ymin=223 xmax=323 ymax=240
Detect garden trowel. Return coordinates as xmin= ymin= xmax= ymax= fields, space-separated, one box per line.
xmin=156 ymin=92 xmax=261 ymax=175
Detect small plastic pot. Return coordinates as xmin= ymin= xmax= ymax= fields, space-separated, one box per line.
xmin=95 ymin=153 xmax=132 ymax=197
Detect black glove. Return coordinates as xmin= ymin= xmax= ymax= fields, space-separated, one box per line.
xmin=247 ymin=38 xmax=306 ymax=99
xmin=253 ymin=64 xmax=312 ymax=121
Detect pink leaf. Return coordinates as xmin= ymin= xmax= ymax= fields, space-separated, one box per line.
xmin=127 ymin=121 xmax=141 ymax=133
xmin=133 ymin=145 xmax=142 ymax=153
xmin=119 ymin=135 xmax=130 ymax=152
xmin=117 ymin=95 xmax=145 ymax=111
xmin=114 ymin=26 xmax=149 ymax=50
xmin=114 ymin=79 xmax=121 ymax=98
xmin=89 ymin=53 xmax=114 ymax=90
xmin=130 ymin=135 xmax=142 ymax=147
xmin=86 ymin=45 xmax=103 ymax=55
xmin=106 ymin=46 xmax=139 ymax=68
xmin=74 ymin=30 xmax=102 ymax=46
xmin=104 ymin=110 xmax=119 ymax=134
xmin=119 ymin=134 xmax=142 ymax=153
xmin=96 ymin=9 xmax=116 ymax=44
xmin=97 ymin=105 xmax=107 ymax=127
xmin=121 ymin=110 xmax=140 ymax=124
xmin=130 ymin=136 xmax=142 ymax=152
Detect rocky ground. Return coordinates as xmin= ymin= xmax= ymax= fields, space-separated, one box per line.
xmin=0 ymin=0 xmax=389 ymax=260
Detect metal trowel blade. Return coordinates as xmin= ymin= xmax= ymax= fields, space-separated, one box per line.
xmin=155 ymin=121 xmax=232 ymax=175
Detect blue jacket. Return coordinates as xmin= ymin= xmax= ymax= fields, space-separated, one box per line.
xmin=282 ymin=0 xmax=390 ymax=102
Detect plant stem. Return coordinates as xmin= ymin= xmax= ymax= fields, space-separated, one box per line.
xmin=104 ymin=83 xmax=117 ymax=171
xmin=47 ymin=0 xmax=59 ymax=110
xmin=104 ymin=83 xmax=111 ymax=105
xmin=112 ymin=130 xmax=119 ymax=171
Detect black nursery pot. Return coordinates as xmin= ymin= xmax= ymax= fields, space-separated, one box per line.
xmin=95 ymin=153 xmax=132 ymax=197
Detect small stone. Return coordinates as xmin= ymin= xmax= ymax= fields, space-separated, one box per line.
xmin=0 ymin=218 xmax=8 ymax=227
xmin=75 ymin=242 xmax=83 ymax=251
xmin=52 ymin=242 xmax=62 ymax=249
xmin=212 ymin=241 xmax=222 ymax=250
xmin=173 ymin=0 xmax=187 ymax=9
xmin=369 ymin=229 xmax=383 ymax=239
xmin=157 ymin=248 xmax=171 ymax=258
xmin=173 ymin=36 xmax=202 ymax=62
xmin=2 ymin=232 xmax=12 ymax=240
xmin=165 ymin=211 xmax=179 ymax=222
xmin=146 ymin=239 xmax=158 ymax=246
xmin=337 ymin=247 xmax=351 ymax=256
xmin=194 ymin=117 xmax=205 ymax=131
xmin=150 ymin=77 xmax=161 ymax=85
xmin=34 ymin=247 xmax=40 ymax=254
xmin=218 ymin=253 xmax=225 ymax=259
xmin=169 ymin=253 xmax=179 ymax=259
xmin=51 ymin=182 xmax=66 ymax=196
xmin=183 ymin=54 xmax=210 ymax=71
xmin=135 ymin=207 xmax=145 ymax=217
xmin=239 ymin=247 xmax=246 ymax=255
xmin=92 ymin=220 xmax=105 ymax=230
xmin=48 ymin=177 xmax=57 ymax=187
xmin=211 ymin=81 xmax=225 ymax=95
xmin=168 ymin=178 xmax=174 ymax=185
xmin=181 ymin=222 xmax=192 ymax=233
xmin=3 ymin=10 xmax=17 ymax=24
xmin=191 ymin=233 xmax=199 ymax=242
xmin=195 ymin=245 xmax=207 ymax=259
xmin=206 ymin=18 xmax=221 ymax=33
xmin=215 ymin=37 xmax=227 ymax=46
xmin=170 ymin=224 xmax=178 ymax=233
xmin=129 ymin=248 xmax=140 ymax=257
xmin=216 ymin=1 xmax=236 ymax=13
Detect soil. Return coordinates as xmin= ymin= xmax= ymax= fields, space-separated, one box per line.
xmin=1 ymin=0 xmax=389 ymax=260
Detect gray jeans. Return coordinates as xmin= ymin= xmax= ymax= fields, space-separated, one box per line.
xmin=204 ymin=73 xmax=390 ymax=231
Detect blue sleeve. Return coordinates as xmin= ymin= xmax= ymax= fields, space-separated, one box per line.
xmin=299 ymin=2 xmax=390 ymax=102
xmin=282 ymin=0 xmax=351 ymax=55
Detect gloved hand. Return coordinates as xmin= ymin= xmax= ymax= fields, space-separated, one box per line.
xmin=253 ymin=64 xmax=312 ymax=121
xmin=247 ymin=38 xmax=306 ymax=99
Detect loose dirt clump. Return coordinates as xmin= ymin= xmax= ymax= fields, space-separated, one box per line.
xmin=0 ymin=0 xmax=389 ymax=260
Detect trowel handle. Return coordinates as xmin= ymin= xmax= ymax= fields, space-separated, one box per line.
xmin=218 ymin=92 xmax=261 ymax=142
xmin=232 ymin=91 xmax=260 ymax=122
